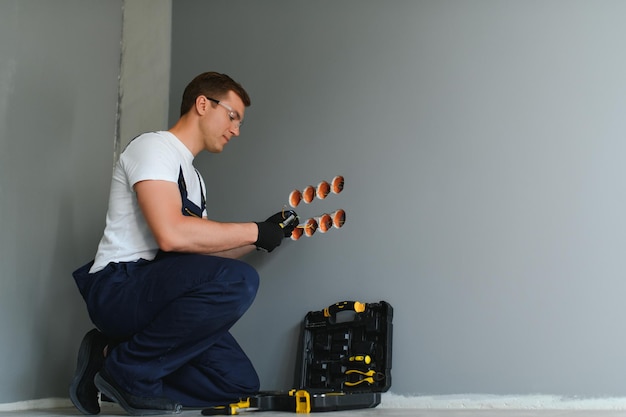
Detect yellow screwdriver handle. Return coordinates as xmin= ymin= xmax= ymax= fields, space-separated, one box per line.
xmin=348 ymin=355 xmax=371 ymax=365
xmin=323 ymin=301 xmax=366 ymax=318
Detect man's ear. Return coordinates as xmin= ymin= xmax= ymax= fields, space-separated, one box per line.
xmin=195 ymin=95 xmax=209 ymax=115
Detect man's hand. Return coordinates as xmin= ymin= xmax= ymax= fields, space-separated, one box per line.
xmin=254 ymin=222 xmax=284 ymax=252
xmin=255 ymin=210 xmax=299 ymax=252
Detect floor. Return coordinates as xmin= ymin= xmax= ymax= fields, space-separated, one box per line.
xmin=3 ymin=404 xmax=626 ymax=417
xmin=3 ymin=395 xmax=626 ymax=417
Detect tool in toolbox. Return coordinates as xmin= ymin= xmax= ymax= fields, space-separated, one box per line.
xmin=344 ymin=369 xmax=386 ymax=387
xmin=201 ymin=300 xmax=392 ymax=415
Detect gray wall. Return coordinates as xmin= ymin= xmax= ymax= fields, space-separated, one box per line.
xmin=117 ymin=0 xmax=172 ymax=153
xmin=2 ymin=0 xmax=626 ymax=406
xmin=0 ymin=1 xmax=122 ymax=402
xmin=171 ymin=1 xmax=626 ymax=397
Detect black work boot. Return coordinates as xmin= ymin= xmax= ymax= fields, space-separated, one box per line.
xmin=95 ymin=369 xmax=182 ymax=415
xmin=69 ymin=329 xmax=108 ymax=414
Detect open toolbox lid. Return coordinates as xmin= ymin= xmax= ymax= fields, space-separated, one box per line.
xmin=298 ymin=300 xmax=393 ymax=393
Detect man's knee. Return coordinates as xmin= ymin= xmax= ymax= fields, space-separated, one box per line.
xmin=227 ymin=361 xmax=260 ymax=395
xmin=213 ymin=258 xmax=259 ymax=310
xmin=230 ymin=260 xmax=259 ymax=309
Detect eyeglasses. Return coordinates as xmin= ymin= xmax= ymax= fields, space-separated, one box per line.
xmin=205 ymin=97 xmax=243 ymax=129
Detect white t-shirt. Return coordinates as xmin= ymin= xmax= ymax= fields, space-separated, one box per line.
xmin=90 ymin=131 xmax=207 ymax=273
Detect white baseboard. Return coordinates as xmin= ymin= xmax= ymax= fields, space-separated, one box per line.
xmin=0 ymin=399 xmax=122 ymax=412
xmin=3 ymin=394 xmax=626 ymax=412
xmin=0 ymin=398 xmax=71 ymax=412
xmin=381 ymin=392 xmax=626 ymax=410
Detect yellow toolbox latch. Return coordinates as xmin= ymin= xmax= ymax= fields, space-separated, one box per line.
xmin=291 ymin=389 xmax=311 ymax=413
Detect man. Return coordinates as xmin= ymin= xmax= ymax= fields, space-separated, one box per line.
xmin=70 ymin=72 xmax=296 ymax=415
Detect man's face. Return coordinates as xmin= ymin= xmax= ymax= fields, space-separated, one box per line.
xmin=201 ymin=90 xmax=245 ymax=153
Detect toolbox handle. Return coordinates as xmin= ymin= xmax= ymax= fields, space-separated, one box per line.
xmin=323 ymin=301 xmax=366 ymax=318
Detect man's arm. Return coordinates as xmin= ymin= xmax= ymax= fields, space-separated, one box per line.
xmin=135 ymin=179 xmax=258 ymax=254
xmin=209 ymin=246 xmax=256 ymax=259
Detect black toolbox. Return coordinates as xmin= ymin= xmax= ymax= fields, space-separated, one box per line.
xmin=202 ymin=300 xmax=393 ymax=414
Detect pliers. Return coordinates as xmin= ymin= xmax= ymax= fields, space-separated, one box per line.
xmin=344 ymin=369 xmax=385 ymax=387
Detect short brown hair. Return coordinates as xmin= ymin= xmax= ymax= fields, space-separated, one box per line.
xmin=179 ymin=72 xmax=251 ymax=116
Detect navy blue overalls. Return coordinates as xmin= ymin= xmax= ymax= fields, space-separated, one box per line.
xmin=73 ymin=166 xmax=260 ymax=407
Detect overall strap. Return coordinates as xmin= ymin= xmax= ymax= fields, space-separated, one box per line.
xmin=177 ymin=166 xmax=206 ymax=217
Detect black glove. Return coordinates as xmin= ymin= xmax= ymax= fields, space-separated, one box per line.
xmin=265 ymin=210 xmax=299 ymax=238
xmin=255 ymin=222 xmax=284 ymax=252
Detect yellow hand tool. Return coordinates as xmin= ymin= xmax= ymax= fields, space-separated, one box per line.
xmin=348 ymin=355 xmax=371 ymax=365
xmin=344 ymin=369 xmax=385 ymax=387
xmin=201 ymin=398 xmax=253 ymax=415
xmin=323 ymin=301 xmax=366 ymax=318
